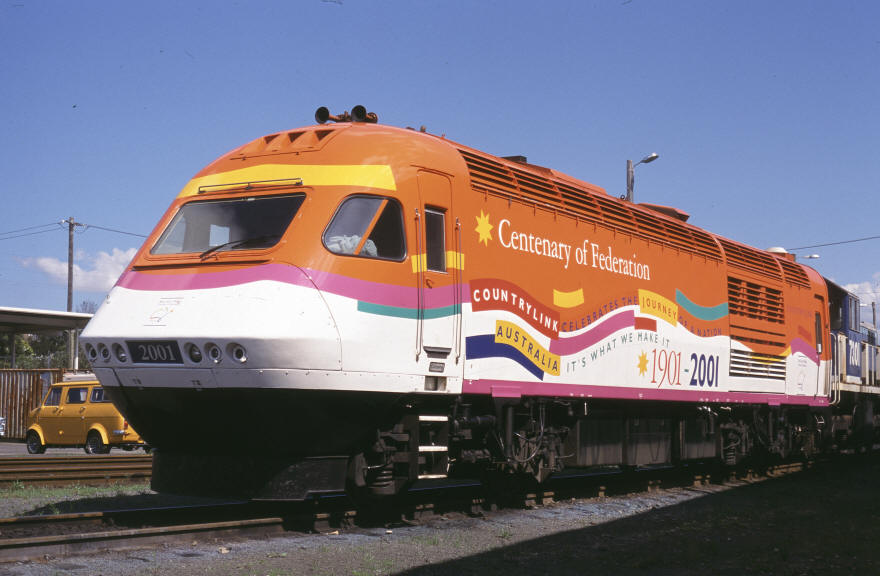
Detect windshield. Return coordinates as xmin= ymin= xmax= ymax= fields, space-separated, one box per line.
xmin=152 ymin=194 xmax=305 ymax=255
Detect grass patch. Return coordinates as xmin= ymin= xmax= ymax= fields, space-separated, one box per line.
xmin=0 ymin=480 xmax=152 ymax=517
xmin=0 ymin=480 xmax=151 ymax=501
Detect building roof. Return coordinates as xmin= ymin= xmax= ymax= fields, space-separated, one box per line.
xmin=0 ymin=306 xmax=92 ymax=334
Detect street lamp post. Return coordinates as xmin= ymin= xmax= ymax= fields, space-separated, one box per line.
xmin=625 ymin=153 xmax=659 ymax=203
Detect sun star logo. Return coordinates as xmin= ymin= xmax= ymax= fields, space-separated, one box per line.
xmin=475 ymin=210 xmax=493 ymax=246
xmin=637 ymin=351 xmax=649 ymax=376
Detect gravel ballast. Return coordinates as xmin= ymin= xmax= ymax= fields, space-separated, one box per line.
xmin=1 ymin=453 xmax=879 ymax=575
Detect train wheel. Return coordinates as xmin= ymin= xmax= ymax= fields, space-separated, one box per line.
xmin=84 ymin=431 xmax=110 ymax=455
xmin=26 ymin=431 xmax=45 ymax=454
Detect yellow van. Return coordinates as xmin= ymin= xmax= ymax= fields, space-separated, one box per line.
xmin=26 ymin=377 xmax=146 ymax=454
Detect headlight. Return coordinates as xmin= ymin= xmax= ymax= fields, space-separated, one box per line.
xmin=187 ymin=343 xmax=203 ymax=363
xmin=229 ymin=343 xmax=247 ymax=364
xmin=113 ymin=343 xmax=128 ymax=362
xmin=206 ymin=343 xmax=222 ymax=364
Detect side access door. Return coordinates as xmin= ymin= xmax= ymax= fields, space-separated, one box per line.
xmin=414 ymin=170 xmax=463 ymax=378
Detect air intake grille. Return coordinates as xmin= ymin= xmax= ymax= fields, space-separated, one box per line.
xmin=718 ymin=239 xmax=782 ymax=279
xmin=458 ymin=149 xmax=722 ymax=262
xmin=729 ymin=349 xmax=787 ymax=380
xmin=776 ymin=257 xmax=811 ymax=289
xmin=728 ymin=277 xmax=784 ymax=324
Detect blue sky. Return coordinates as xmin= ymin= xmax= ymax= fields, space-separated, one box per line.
xmin=1 ymin=1 xmax=878 ymax=322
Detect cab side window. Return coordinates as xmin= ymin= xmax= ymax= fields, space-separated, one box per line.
xmin=66 ymin=388 xmax=87 ymax=405
xmin=424 ymin=207 xmax=446 ymax=272
xmin=323 ymin=195 xmax=405 ymax=260
xmin=44 ymin=388 xmax=62 ymax=407
xmin=90 ymin=388 xmax=109 ymax=403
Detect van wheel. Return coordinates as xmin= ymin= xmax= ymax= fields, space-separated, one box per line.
xmin=85 ymin=431 xmax=110 ymax=455
xmin=26 ymin=431 xmax=45 ymax=454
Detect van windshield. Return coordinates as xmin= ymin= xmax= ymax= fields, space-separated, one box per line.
xmin=152 ymin=194 xmax=305 ymax=255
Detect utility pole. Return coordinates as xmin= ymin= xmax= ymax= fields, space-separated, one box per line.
xmin=67 ymin=217 xmax=75 ymax=312
xmin=63 ymin=217 xmax=85 ymax=369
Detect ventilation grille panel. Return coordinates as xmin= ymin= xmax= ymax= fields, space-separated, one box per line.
xmin=729 ymin=349 xmax=787 ymax=380
xmin=458 ymin=148 xmax=722 ymax=262
xmin=728 ymin=277 xmax=785 ymax=324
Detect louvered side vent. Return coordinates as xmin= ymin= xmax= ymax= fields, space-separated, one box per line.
xmin=776 ymin=258 xmax=811 ymax=289
xmin=729 ymin=349 xmax=787 ymax=380
xmin=555 ymin=181 xmax=602 ymax=224
xmin=592 ymin=194 xmax=639 ymax=237
xmin=509 ymin=166 xmax=567 ymax=210
xmin=630 ymin=209 xmax=721 ymax=260
xmin=457 ymin=148 xmax=722 ymax=262
xmin=719 ymin=239 xmax=783 ymax=279
xmin=459 ymin=151 xmax=520 ymax=198
xmin=728 ymin=277 xmax=785 ymax=324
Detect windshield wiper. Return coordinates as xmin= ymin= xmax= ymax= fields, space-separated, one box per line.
xmin=199 ymin=234 xmax=281 ymax=259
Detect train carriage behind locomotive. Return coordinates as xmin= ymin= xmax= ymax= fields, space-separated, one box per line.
xmin=80 ymin=107 xmax=876 ymax=499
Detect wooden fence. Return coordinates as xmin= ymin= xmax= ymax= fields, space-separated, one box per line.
xmin=0 ymin=370 xmax=62 ymax=440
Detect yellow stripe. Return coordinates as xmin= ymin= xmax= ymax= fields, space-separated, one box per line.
xmin=411 ymin=251 xmax=465 ymax=273
xmin=495 ymin=320 xmax=560 ymax=376
xmin=553 ymin=288 xmax=584 ymax=308
xmin=638 ymin=289 xmax=679 ymax=326
xmin=178 ymin=164 xmax=396 ymax=197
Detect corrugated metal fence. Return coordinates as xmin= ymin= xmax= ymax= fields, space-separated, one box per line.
xmin=0 ymin=370 xmax=62 ymax=440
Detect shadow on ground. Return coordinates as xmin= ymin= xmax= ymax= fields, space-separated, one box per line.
xmin=398 ymin=453 xmax=880 ymax=576
xmin=25 ymin=493 xmax=239 ymax=516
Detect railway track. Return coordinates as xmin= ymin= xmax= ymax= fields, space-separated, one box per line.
xmin=0 ymin=456 xmax=823 ymax=564
xmin=0 ymin=455 xmax=152 ymax=486
xmin=0 ymin=502 xmax=283 ymax=563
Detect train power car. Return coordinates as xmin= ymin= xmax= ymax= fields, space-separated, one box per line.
xmin=80 ymin=107 xmax=880 ymax=499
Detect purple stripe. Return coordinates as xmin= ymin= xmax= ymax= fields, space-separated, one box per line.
xmin=549 ymin=310 xmax=635 ymax=355
xmin=116 ymin=265 xmax=470 ymax=309
xmin=464 ymin=379 xmax=830 ymax=407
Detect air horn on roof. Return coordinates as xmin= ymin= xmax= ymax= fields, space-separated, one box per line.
xmin=315 ymin=105 xmax=378 ymax=124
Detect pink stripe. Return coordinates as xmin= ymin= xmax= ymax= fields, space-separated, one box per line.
xmin=116 ymin=265 xmax=471 ymax=308
xmin=550 ymin=310 xmax=635 ymax=355
xmin=463 ymin=379 xmax=829 ymax=407
xmin=789 ymin=337 xmax=819 ymax=364
xmin=116 ymin=264 xmax=313 ymax=291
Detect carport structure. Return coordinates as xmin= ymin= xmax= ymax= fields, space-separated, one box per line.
xmin=0 ymin=307 xmax=93 ymax=440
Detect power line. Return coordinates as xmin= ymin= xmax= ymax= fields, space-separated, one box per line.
xmin=789 ymin=234 xmax=880 ymax=251
xmin=0 ymin=228 xmax=64 ymax=242
xmin=0 ymin=222 xmax=60 ymax=236
xmin=0 ymin=220 xmax=148 ymax=242
xmin=82 ymin=224 xmax=147 ymax=238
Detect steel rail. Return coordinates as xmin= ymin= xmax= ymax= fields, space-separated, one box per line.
xmin=0 ymin=455 xmax=152 ymax=485
xmin=0 ymin=504 xmax=283 ymax=563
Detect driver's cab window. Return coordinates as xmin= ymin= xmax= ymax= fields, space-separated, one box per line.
xmin=323 ymin=195 xmax=405 ymax=260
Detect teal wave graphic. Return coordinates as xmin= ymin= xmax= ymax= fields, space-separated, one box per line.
xmin=675 ymin=289 xmax=728 ymax=321
xmin=357 ymin=301 xmax=460 ymax=319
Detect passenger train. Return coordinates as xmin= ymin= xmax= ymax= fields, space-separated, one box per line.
xmin=80 ymin=106 xmax=880 ymax=499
